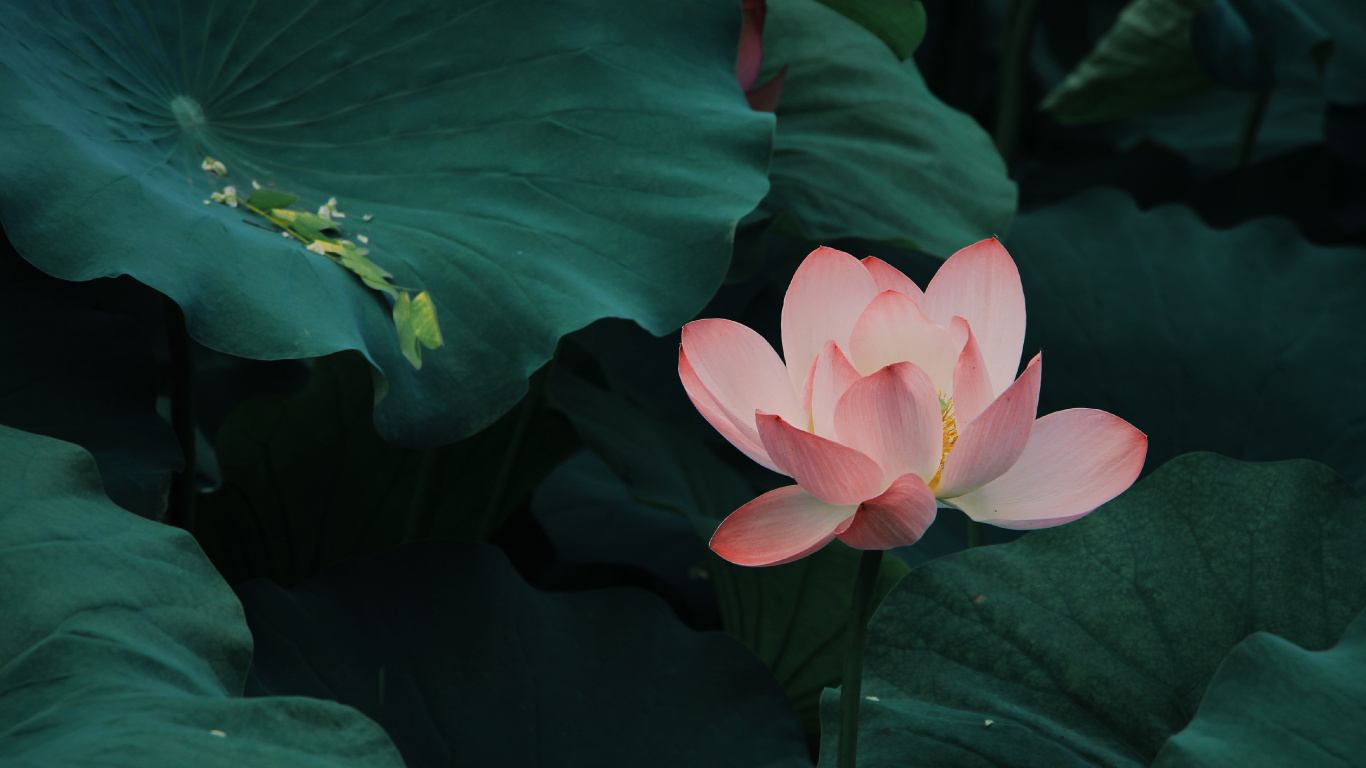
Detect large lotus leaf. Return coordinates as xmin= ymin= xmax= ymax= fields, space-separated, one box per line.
xmin=814 ymin=452 xmax=1366 ymax=767
xmin=0 ymin=0 xmax=773 ymax=448
xmin=1153 ymin=607 xmax=1366 ymax=767
xmin=0 ymin=247 xmax=180 ymax=519
xmin=758 ymin=0 xmax=1016 ymax=256
xmin=0 ymin=425 xmax=404 ymax=767
xmin=551 ymin=367 xmax=909 ymax=735
xmin=195 ymin=351 xmax=577 ymax=586
xmin=1011 ymin=189 xmax=1366 ymax=492
xmin=238 ymin=540 xmax=812 ymax=768
xmin=1040 ymin=0 xmax=1214 ymax=125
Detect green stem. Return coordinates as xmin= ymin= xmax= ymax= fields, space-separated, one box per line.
xmin=967 ymin=519 xmax=984 ymax=549
xmin=994 ymin=0 xmax=1043 ymax=167
xmin=1231 ymin=89 xmax=1270 ymax=170
xmin=163 ymin=296 xmax=197 ymax=530
xmin=837 ymin=549 xmax=885 ymax=768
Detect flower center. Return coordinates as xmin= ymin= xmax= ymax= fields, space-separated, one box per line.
xmin=931 ymin=393 xmax=959 ymax=488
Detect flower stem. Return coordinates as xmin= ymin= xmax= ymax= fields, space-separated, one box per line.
xmin=837 ymin=549 xmax=884 ymax=768
xmin=967 ymin=519 xmax=984 ymax=549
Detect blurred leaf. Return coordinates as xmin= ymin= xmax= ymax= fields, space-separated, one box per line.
xmin=813 ymin=0 xmax=927 ymax=59
xmin=1098 ymin=0 xmax=1332 ymax=169
xmin=195 ymin=352 xmax=578 ymax=586
xmin=1040 ymin=0 xmax=1213 ymax=126
xmin=759 ymin=0 xmax=1016 ymax=256
xmin=268 ymin=209 xmax=339 ymax=242
xmin=1191 ymin=0 xmax=1279 ymax=88
xmin=1106 ymin=79 xmax=1324 ymax=166
xmin=238 ymin=540 xmax=812 ymax=768
xmin=244 ymin=189 xmax=301 ymax=211
xmin=816 ymin=452 xmax=1366 ymax=767
xmin=1154 ymin=608 xmax=1366 ymax=767
xmin=0 ymin=425 xmax=404 ymax=767
xmin=1012 ymin=189 xmax=1366 ymax=492
xmin=0 ymin=0 xmax=772 ymax=448
xmin=552 ymin=367 xmax=908 ymax=735
xmin=0 ymin=251 xmax=180 ymax=519
xmin=1206 ymin=0 xmax=1361 ymax=101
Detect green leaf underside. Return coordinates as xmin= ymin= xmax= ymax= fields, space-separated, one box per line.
xmin=1013 ymin=189 xmax=1366 ymax=492
xmin=0 ymin=425 xmax=404 ymax=767
xmin=1152 ymin=607 xmax=1366 ymax=768
xmin=815 ymin=453 xmax=1366 ymax=767
xmin=194 ymin=352 xmax=578 ymax=587
xmin=0 ymin=0 xmax=772 ymax=447
xmin=552 ymin=368 xmax=910 ymax=735
xmin=1040 ymin=0 xmax=1214 ymax=126
xmin=813 ymin=0 xmax=927 ymax=60
xmin=239 ymin=540 xmax=812 ymax=767
xmin=759 ymin=0 xmax=1016 ymax=257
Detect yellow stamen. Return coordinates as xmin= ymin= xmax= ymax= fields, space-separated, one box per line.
xmin=931 ymin=393 xmax=959 ymax=488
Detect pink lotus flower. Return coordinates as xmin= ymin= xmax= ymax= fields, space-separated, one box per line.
xmin=679 ymin=240 xmax=1146 ymax=566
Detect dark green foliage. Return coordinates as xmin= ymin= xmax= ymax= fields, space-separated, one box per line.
xmin=816 ymin=453 xmax=1366 ymax=767
xmin=195 ymin=352 xmax=578 ymax=586
xmin=759 ymin=0 xmax=1016 ymax=256
xmin=238 ymin=540 xmax=813 ymax=768
xmin=1013 ymin=189 xmax=1366 ymax=492
xmin=0 ymin=256 xmax=180 ymax=518
xmin=3 ymin=0 xmax=1365 ymax=764
xmin=1153 ymin=608 xmax=1366 ymax=767
xmin=0 ymin=426 xmax=405 ymax=767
